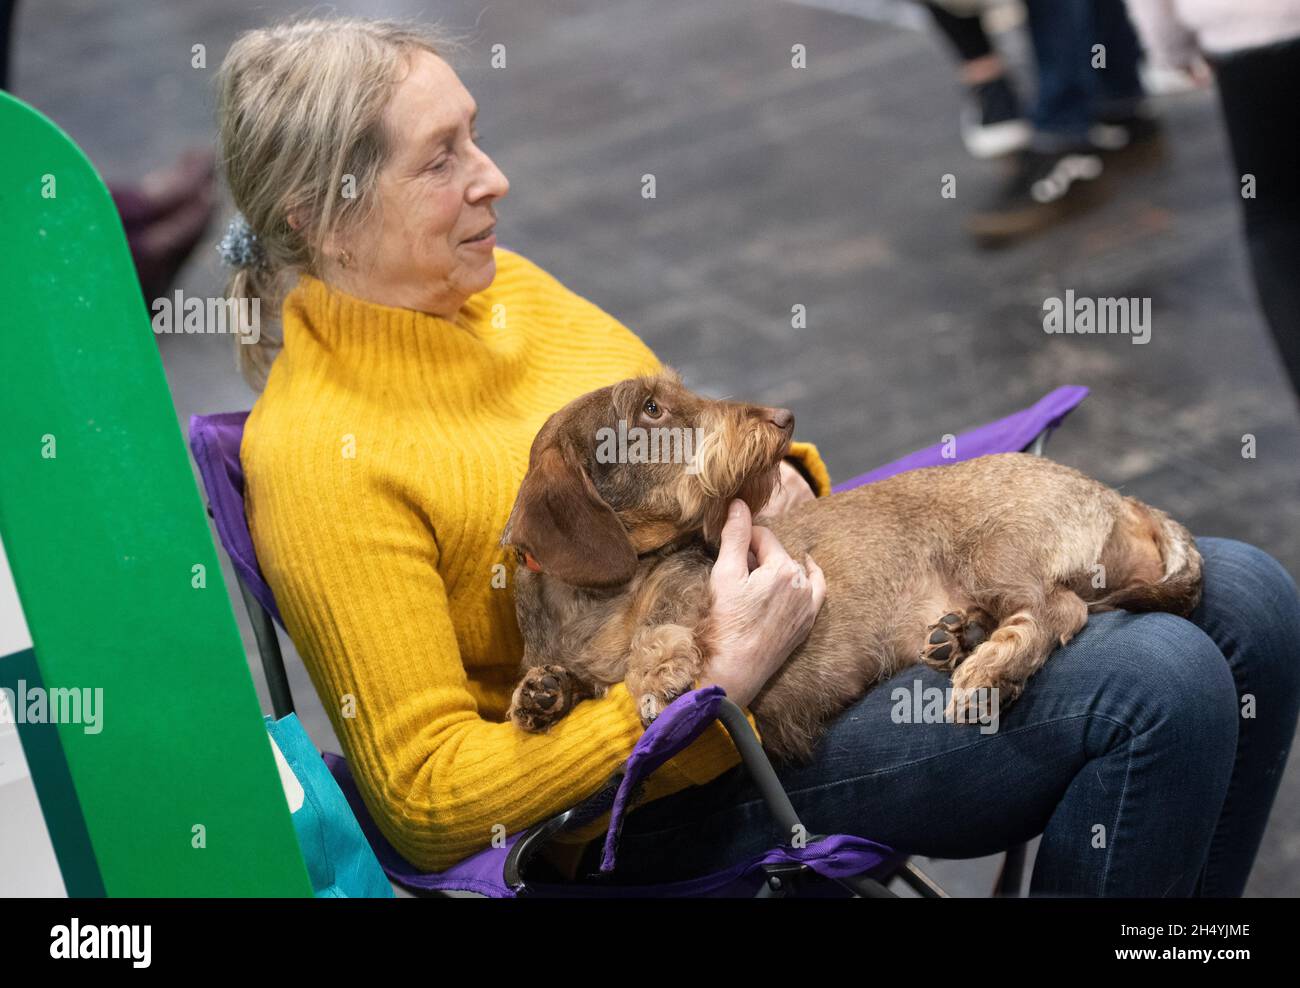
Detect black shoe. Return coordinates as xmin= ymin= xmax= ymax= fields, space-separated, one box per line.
xmin=961 ymin=76 xmax=1032 ymax=159
xmin=965 ymin=147 xmax=1105 ymax=242
xmin=1089 ymin=111 xmax=1165 ymax=173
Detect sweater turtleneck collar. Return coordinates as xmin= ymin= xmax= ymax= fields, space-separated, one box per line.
xmin=283 ymin=272 xmax=497 ymax=356
xmin=273 ymin=267 xmax=529 ymax=413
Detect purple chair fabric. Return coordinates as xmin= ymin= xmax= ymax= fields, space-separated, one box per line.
xmin=323 ymin=743 xmax=904 ymax=898
xmin=188 ymin=411 xmax=282 ymax=625
xmin=187 ymin=383 xmax=1088 ymax=897
xmin=599 ymin=687 xmax=734 ymax=872
xmin=323 ymin=752 xmax=525 ymax=898
xmin=831 ymin=385 xmax=1088 ymax=492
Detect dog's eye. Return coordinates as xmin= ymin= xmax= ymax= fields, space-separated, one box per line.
xmin=643 ymin=397 xmax=662 ymax=419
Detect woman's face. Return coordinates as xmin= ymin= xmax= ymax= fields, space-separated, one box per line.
xmin=326 ymin=51 xmax=510 ymax=316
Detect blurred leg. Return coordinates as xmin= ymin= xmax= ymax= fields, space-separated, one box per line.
xmin=0 ymin=0 xmax=18 ymax=91
xmin=923 ymin=2 xmax=1030 ymax=159
xmin=1091 ymin=0 xmax=1144 ymax=117
xmin=1022 ymin=0 xmax=1094 ymax=146
xmin=1211 ymin=40 xmax=1300 ymax=400
xmin=924 ymin=2 xmax=994 ymax=63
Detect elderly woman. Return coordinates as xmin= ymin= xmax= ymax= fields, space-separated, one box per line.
xmin=220 ymin=15 xmax=1300 ymax=895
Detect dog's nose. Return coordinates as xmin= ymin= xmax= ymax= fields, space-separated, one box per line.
xmin=766 ymin=407 xmax=794 ymax=431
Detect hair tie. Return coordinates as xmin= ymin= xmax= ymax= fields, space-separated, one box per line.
xmin=216 ymin=213 xmax=269 ymax=271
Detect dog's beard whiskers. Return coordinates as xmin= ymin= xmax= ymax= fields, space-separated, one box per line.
xmin=695 ymin=415 xmax=750 ymax=492
xmin=680 ymin=413 xmax=783 ymax=532
xmin=691 ymin=428 xmax=726 ymax=498
xmin=694 ymin=426 xmax=747 ymax=500
xmin=673 ymin=431 xmax=734 ymax=539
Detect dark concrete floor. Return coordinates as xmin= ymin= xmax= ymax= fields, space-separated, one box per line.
xmin=11 ymin=0 xmax=1300 ymax=896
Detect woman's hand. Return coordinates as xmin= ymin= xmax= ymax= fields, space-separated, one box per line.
xmin=755 ymin=459 xmax=817 ymax=521
xmin=698 ymin=499 xmax=827 ymax=709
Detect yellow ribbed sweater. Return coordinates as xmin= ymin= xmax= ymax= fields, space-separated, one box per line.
xmin=242 ymin=247 xmax=833 ymax=873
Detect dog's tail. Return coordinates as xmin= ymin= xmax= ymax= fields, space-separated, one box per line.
xmin=1088 ymin=499 xmax=1203 ymax=618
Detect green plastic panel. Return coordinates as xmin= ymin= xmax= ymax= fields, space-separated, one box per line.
xmin=0 ymin=91 xmax=311 ymax=896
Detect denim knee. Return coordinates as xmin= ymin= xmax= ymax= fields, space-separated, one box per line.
xmin=1198 ymin=537 xmax=1299 ymax=612
xmin=1195 ymin=537 xmax=1300 ymax=698
xmin=1087 ymin=610 xmax=1239 ymax=752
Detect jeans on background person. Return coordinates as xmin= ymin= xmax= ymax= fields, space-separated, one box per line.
xmin=1023 ymin=0 xmax=1145 ymax=147
xmin=578 ymin=538 xmax=1300 ymax=896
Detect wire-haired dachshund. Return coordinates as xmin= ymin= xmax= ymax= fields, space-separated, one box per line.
xmin=501 ymin=368 xmax=1203 ymax=764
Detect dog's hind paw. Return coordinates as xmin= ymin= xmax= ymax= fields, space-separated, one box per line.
xmin=947 ymin=664 xmax=1023 ymax=724
xmin=945 ymin=685 xmax=995 ymax=725
xmin=920 ymin=609 xmax=993 ymax=672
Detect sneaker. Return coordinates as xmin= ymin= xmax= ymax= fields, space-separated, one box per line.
xmin=965 ymin=147 xmax=1105 ymax=241
xmin=960 ymin=76 xmax=1032 ymax=159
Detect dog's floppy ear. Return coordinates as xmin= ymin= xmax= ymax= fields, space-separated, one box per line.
xmin=502 ymin=443 xmax=638 ymax=588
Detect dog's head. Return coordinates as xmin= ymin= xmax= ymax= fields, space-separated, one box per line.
xmin=501 ymin=368 xmax=794 ymax=588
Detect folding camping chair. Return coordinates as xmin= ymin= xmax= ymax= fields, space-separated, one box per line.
xmin=188 ymin=384 xmax=1087 ymax=898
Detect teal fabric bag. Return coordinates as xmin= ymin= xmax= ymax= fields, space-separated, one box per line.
xmin=264 ymin=713 xmax=394 ymax=898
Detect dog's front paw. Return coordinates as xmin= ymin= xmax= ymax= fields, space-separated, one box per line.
xmin=633 ymin=665 xmax=698 ymax=728
xmin=509 ymin=664 xmax=577 ymax=732
xmin=636 ymin=671 xmax=696 ymax=728
xmin=638 ymin=692 xmax=665 ymax=726
xmin=627 ymin=624 xmax=703 ymax=728
xmin=920 ymin=609 xmax=992 ymax=672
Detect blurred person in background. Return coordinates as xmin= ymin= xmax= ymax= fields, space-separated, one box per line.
xmin=0 ymin=0 xmax=216 ymax=302
xmin=969 ymin=0 xmax=1157 ymax=240
xmin=1125 ymin=0 xmax=1300 ymax=401
xmin=922 ymin=1 xmax=1032 ymax=158
xmin=922 ymin=1 xmax=1158 ymax=242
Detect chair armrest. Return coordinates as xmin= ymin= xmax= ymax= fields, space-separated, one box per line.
xmin=508 ymin=692 xmax=895 ymax=897
xmin=1023 ymin=425 xmax=1055 ymax=457
xmin=713 ymin=698 xmax=803 ymax=838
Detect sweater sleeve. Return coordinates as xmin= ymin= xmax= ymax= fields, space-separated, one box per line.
xmin=247 ymin=458 xmax=759 ymax=873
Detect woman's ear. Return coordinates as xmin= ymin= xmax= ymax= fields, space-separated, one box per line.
xmin=501 ymin=443 xmax=638 ymax=588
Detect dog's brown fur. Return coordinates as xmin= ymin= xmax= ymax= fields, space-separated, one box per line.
xmin=501 ymin=369 xmax=1203 ymax=764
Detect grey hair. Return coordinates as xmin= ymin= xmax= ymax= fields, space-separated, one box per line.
xmin=214 ymin=13 xmax=468 ymax=389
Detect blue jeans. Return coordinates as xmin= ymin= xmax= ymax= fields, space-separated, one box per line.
xmin=1024 ymin=0 xmax=1144 ymax=145
xmin=584 ymin=539 xmax=1300 ymax=896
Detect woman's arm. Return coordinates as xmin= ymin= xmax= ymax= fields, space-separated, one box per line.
xmin=248 ymin=464 xmax=756 ymax=874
